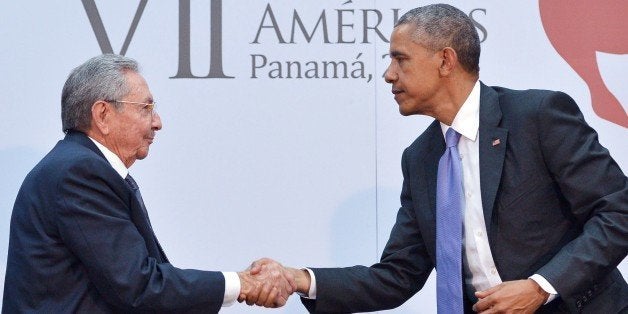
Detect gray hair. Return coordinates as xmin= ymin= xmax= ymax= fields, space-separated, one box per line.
xmin=61 ymin=54 xmax=140 ymax=132
xmin=396 ymin=4 xmax=480 ymax=74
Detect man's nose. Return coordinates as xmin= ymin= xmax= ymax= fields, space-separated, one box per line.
xmin=384 ymin=65 xmax=396 ymax=83
xmin=152 ymin=112 xmax=162 ymax=131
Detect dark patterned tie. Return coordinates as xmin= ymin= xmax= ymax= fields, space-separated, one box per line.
xmin=124 ymin=175 xmax=150 ymax=223
xmin=436 ymin=128 xmax=464 ymax=314
xmin=125 ymin=174 xmax=169 ymax=263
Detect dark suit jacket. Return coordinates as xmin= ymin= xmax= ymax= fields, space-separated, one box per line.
xmin=302 ymin=84 xmax=628 ymax=313
xmin=3 ymin=131 xmax=224 ymax=313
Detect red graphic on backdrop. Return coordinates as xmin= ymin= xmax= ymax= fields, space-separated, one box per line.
xmin=539 ymin=0 xmax=628 ymax=127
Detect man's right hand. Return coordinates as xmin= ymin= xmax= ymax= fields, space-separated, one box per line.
xmin=237 ymin=258 xmax=297 ymax=308
xmin=287 ymin=266 xmax=311 ymax=297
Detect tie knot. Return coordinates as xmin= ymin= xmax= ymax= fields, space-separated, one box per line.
xmin=445 ymin=128 xmax=461 ymax=148
xmin=125 ymin=175 xmax=139 ymax=191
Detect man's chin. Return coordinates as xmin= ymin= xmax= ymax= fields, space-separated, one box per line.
xmin=136 ymin=148 xmax=150 ymax=160
xmin=398 ymin=107 xmax=414 ymax=116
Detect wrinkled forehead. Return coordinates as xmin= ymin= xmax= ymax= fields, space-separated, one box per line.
xmin=122 ymin=71 xmax=152 ymax=100
xmin=391 ymin=23 xmax=433 ymax=48
xmin=389 ymin=24 xmax=435 ymax=54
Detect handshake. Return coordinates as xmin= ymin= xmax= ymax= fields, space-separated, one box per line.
xmin=237 ymin=258 xmax=310 ymax=308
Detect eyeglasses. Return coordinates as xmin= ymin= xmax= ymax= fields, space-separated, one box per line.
xmin=110 ymin=100 xmax=156 ymax=111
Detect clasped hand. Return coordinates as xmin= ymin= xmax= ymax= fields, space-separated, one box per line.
xmin=472 ymin=279 xmax=548 ymax=313
xmin=237 ymin=258 xmax=297 ymax=308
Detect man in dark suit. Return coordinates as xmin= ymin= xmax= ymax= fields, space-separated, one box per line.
xmin=2 ymin=54 xmax=295 ymax=312
xmin=245 ymin=4 xmax=627 ymax=313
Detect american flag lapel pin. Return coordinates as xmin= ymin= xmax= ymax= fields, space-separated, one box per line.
xmin=492 ymin=138 xmax=501 ymax=146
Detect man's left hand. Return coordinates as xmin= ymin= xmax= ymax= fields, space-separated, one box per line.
xmin=237 ymin=258 xmax=296 ymax=308
xmin=473 ymin=279 xmax=548 ymax=313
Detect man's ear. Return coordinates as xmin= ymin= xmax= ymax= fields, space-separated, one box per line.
xmin=91 ymin=101 xmax=112 ymax=135
xmin=439 ymin=47 xmax=458 ymax=76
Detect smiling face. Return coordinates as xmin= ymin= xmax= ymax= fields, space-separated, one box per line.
xmin=105 ymin=71 xmax=162 ymax=167
xmin=385 ymin=24 xmax=444 ymax=117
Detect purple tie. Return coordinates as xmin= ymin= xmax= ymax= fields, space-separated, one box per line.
xmin=436 ymin=128 xmax=464 ymax=314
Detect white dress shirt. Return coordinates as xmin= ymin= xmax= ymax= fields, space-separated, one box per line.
xmin=441 ymin=80 xmax=503 ymax=293
xmin=88 ymin=137 xmax=241 ymax=306
xmin=441 ymin=81 xmax=556 ymax=302
xmin=304 ymin=81 xmax=557 ymax=302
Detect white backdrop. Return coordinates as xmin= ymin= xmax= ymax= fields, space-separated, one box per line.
xmin=1 ymin=1 xmax=626 ymax=313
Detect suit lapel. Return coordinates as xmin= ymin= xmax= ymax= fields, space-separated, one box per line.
xmin=129 ymin=198 xmax=168 ymax=262
xmin=64 ymin=131 xmax=167 ymax=262
xmin=478 ymin=83 xmax=508 ymax=233
xmin=410 ymin=120 xmax=444 ymax=254
xmin=424 ymin=122 xmax=445 ymax=224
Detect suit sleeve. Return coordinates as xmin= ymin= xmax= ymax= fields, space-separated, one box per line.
xmin=301 ymin=149 xmax=434 ymax=313
xmin=54 ymin=157 xmax=225 ymax=312
xmin=533 ymin=92 xmax=628 ymax=303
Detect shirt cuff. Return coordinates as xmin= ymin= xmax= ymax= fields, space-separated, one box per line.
xmin=297 ymin=268 xmax=317 ymax=299
xmin=222 ymin=271 xmax=241 ymax=307
xmin=529 ymin=274 xmax=558 ymax=304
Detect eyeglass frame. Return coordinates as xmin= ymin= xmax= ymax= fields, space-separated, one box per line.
xmin=105 ymin=100 xmax=156 ymax=113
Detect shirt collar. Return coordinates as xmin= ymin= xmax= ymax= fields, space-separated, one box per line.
xmin=440 ymin=80 xmax=481 ymax=141
xmin=88 ymin=137 xmax=129 ymax=179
